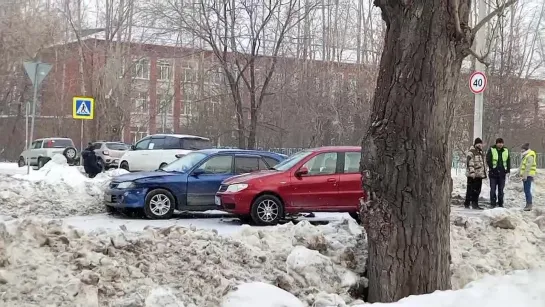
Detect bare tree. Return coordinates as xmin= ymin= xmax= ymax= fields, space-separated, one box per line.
xmin=359 ymin=0 xmax=517 ymax=302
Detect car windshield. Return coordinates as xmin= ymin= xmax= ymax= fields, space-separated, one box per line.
xmin=162 ymin=152 xmax=207 ymax=172
xmin=272 ymin=150 xmax=313 ymax=171
xmin=43 ymin=139 xmax=73 ymax=148
xmin=105 ymin=142 xmax=129 ymax=150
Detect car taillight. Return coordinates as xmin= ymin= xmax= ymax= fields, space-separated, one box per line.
xmin=103 ymin=150 xmax=109 ymax=155
xmin=175 ymin=154 xmax=185 ymax=158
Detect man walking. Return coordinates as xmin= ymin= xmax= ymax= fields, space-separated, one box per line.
xmin=519 ymin=143 xmax=536 ymax=211
xmin=486 ymin=138 xmax=511 ymax=208
xmin=465 ymin=138 xmax=487 ymax=210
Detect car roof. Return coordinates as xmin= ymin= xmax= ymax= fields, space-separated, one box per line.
xmin=35 ymin=137 xmax=72 ymax=141
xmin=195 ymin=148 xmax=287 ymax=157
xmin=146 ymin=134 xmax=210 ymax=141
xmin=308 ymin=146 xmax=361 ymax=152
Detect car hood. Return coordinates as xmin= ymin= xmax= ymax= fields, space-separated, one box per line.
xmin=113 ymin=171 xmax=181 ymax=182
xmin=223 ymin=170 xmax=280 ymax=184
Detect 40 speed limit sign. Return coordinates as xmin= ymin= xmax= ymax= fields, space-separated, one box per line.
xmin=469 ymin=71 xmax=487 ymax=94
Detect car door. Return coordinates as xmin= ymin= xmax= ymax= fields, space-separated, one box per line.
xmin=128 ymin=137 xmax=151 ymax=171
xmin=29 ymin=140 xmax=44 ymax=165
xmin=145 ymin=136 xmax=166 ymax=170
xmin=287 ymin=152 xmax=341 ymax=209
xmin=337 ymin=151 xmax=364 ymax=210
xmin=186 ymin=154 xmax=234 ymax=207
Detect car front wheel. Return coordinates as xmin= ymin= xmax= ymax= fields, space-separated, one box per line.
xmin=250 ymin=194 xmax=284 ymax=226
xmin=143 ymin=189 xmax=175 ymax=219
xmin=120 ymin=161 xmax=129 ymax=171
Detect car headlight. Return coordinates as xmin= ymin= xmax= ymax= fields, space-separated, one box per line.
xmin=226 ymin=183 xmax=248 ymax=192
xmin=117 ymin=181 xmax=135 ymax=189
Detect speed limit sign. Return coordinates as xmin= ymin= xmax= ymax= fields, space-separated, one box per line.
xmin=469 ymin=71 xmax=487 ymax=94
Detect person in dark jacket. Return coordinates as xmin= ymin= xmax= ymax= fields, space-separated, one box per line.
xmin=486 ymin=138 xmax=511 ymax=208
xmin=464 ymin=138 xmax=487 ymax=210
xmin=81 ymin=143 xmax=102 ymax=178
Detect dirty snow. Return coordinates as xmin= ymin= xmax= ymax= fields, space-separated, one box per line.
xmin=0 ymin=155 xmax=128 ymax=218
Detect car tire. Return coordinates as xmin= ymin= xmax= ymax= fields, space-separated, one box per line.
xmin=159 ymin=162 xmax=168 ymax=169
xmin=37 ymin=157 xmax=47 ymax=170
xmin=349 ymin=212 xmax=361 ymax=224
xmin=105 ymin=206 xmax=117 ymax=214
xmin=63 ymin=147 xmax=77 ymax=163
xmin=18 ymin=157 xmax=25 ymax=167
xmin=143 ymin=189 xmax=175 ymax=219
xmin=250 ymin=194 xmax=284 ymax=226
xmin=120 ymin=161 xmax=129 ymax=172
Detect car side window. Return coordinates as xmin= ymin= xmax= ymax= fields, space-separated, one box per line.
xmin=234 ymin=156 xmax=260 ymax=174
xmin=263 ymin=157 xmax=279 ymax=168
xmin=344 ymin=152 xmax=361 ymax=174
xmin=148 ymin=138 xmax=165 ymax=150
xmin=196 ymin=155 xmax=233 ymax=174
xmin=93 ymin=143 xmax=102 ymax=150
xmin=163 ymin=136 xmax=182 ymax=149
xmin=258 ymin=158 xmax=270 ymax=170
xmin=33 ymin=141 xmax=43 ymax=149
xmin=135 ymin=138 xmax=151 ymax=150
xmin=302 ymin=152 xmax=338 ymax=176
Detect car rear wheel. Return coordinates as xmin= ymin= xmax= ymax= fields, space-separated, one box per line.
xmin=63 ymin=147 xmax=77 ymax=163
xmin=144 ymin=189 xmax=175 ymax=219
xmin=250 ymin=194 xmax=284 ymax=226
xmin=159 ymin=162 xmax=168 ymax=169
xmin=120 ymin=161 xmax=129 ymax=171
xmin=18 ymin=157 xmax=25 ymax=167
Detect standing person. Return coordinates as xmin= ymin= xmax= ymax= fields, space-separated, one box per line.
xmin=81 ymin=143 xmax=102 ymax=178
xmin=464 ymin=138 xmax=487 ymax=210
xmin=519 ymin=143 xmax=536 ymax=211
xmin=486 ymin=138 xmax=511 ymax=208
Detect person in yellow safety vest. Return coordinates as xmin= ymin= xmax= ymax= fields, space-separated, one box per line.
xmin=519 ymin=143 xmax=537 ymax=211
xmin=486 ymin=138 xmax=511 ymax=208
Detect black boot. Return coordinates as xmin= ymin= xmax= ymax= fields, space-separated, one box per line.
xmin=464 ymin=200 xmax=470 ymax=209
xmin=471 ymin=201 xmax=484 ymax=210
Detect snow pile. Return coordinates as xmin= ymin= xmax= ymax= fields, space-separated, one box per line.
xmin=221 ymin=282 xmax=304 ymax=307
xmin=451 ymin=168 xmax=545 ymax=208
xmin=0 ymin=155 xmax=127 ymax=218
xmin=0 ymin=218 xmax=366 ymax=307
xmin=450 ymin=207 xmax=545 ymax=289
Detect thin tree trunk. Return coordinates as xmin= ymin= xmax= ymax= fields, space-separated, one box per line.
xmin=360 ymin=0 xmax=472 ymax=302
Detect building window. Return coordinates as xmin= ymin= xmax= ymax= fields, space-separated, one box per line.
xmin=182 ymin=84 xmax=198 ymax=116
xmin=158 ymin=60 xmax=172 ymax=81
xmin=132 ymin=58 xmax=150 ymax=80
xmin=130 ymin=127 xmax=148 ymax=143
xmin=132 ymin=92 xmax=149 ymax=113
xmin=182 ymin=61 xmax=198 ymax=83
xmin=157 ymin=93 xmax=173 ymax=115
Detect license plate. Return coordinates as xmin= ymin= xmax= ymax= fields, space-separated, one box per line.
xmin=214 ymin=196 xmax=221 ymax=206
xmin=104 ymin=194 xmax=112 ymax=202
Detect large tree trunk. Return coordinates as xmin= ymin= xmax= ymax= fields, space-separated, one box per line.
xmin=360 ymin=0 xmax=471 ymax=302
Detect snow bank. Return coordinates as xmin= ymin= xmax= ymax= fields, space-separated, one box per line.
xmin=0 ymin=155 xmax=127 ymax=218
xmin=221 ymin=282 xmax=304 ymax=307
xmin=0 ymin=218 xmax=366 ymax=307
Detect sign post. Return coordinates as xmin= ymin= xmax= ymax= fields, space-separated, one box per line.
xmin=23 ymin=61 xmax=52 ymax=175
xmin=73 ymin=96 xmax=95 ymax=164
xmin=469 ymin=71 xmax=487 ymax=142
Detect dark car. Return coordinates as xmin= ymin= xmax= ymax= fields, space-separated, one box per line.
xmin=104 ymin=149 xmax=287 ymax=219
xmin=215 ymin=146 xmax=365 ymax=225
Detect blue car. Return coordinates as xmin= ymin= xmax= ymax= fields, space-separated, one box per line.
xmin=103 ymin=149 xmax=287 ymax=219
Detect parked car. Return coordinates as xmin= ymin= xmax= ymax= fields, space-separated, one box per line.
xmin=91 ymin=141 xmax=130 ymax=169
xmin=104 ymin=149 xmax=287 ymax=219
xmin=118 ymin=134 xmax=212 ymax=172
xmin=215 ymin=146 xmax=364 ymax=225
xmin=18 ymin=137 xmax=79 ymax=169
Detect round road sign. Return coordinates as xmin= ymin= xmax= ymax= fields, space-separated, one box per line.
xmin=469 ymin=71 xmax=487 ymax=94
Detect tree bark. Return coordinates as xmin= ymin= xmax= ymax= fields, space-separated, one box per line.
xmin=360 ymin=0 xmax=472 ymax=302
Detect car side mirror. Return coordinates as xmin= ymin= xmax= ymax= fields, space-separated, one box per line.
xmin=175 ymin=154 xmax=185 ymax=159
xmin=295 ymin=166 xmax=309 ymax=177
xmin=192 ymin=169 xmax=205 ymax=177
xmin=130 ymin=145 xmax=136 ymax=150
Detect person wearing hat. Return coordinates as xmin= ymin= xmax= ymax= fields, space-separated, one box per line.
xmin=464 ymin=138 xmax=487 ymax=209
xmin=81 ymin=142 xmax=102 ymax=178
xmin=486 ymin=138 xmax=511 ymax=208
xmin=519 ymin=143 xmax=536 ymax=211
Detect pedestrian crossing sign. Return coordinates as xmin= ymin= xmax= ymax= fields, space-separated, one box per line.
xmin=73 ymin=97 xmax=94 ymax=120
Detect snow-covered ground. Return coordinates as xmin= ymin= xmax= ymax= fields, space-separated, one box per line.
xmin=1 ymin=158 xmax=545 ymax=306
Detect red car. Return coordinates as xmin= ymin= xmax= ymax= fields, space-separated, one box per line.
xmin=215 ymin=146 xmax=365 ymax=225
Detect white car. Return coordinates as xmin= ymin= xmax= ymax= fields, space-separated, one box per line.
xmin=118 ymin=134 xmax=212 ymax=172
xmin=19 ymin=137 xmax=79 ymax=169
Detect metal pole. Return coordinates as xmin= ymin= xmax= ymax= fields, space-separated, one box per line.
xmin=473 ymin=0 xmax=487 ymax=141
xmin=28 ymin=64 xmax=39 ymax=175
xmin=25 ymin=101 xmax=29 ymax=169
